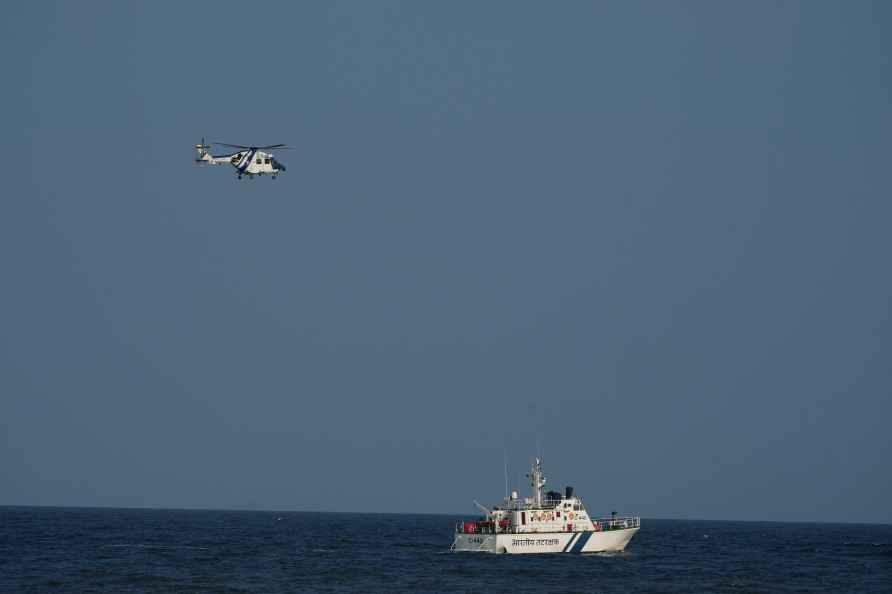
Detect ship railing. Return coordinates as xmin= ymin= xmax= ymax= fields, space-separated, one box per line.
xmin=455 ymin=516 xmax=640 ymax=534
xmin=497 ymin=499 xmax=577 ymax=511
xmin=594 ymin=516 xmax=640 ymax=530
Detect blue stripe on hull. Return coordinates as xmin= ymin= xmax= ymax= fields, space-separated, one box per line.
xmin=561 ymin=533 xmax=578 ymax=553
xmin=570 ymin=531 xmax=592 ymax=553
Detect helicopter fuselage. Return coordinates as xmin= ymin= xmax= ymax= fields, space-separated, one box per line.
xmin=196 ymin=145 xmax=287 ymax=179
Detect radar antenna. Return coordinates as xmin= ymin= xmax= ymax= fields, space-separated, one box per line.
xmin=526 ymin=458 xmax=547 ymax=508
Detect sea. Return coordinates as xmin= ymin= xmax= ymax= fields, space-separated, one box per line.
xmin=1 ymin=507 xmax=889 ymax=593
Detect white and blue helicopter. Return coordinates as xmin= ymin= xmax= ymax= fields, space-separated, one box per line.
xmin=195 ymin=138 xmax=289 ymax=179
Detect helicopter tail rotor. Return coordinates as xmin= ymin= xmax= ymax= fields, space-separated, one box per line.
xmin=195 ymin=137 xmax=212 ymax=163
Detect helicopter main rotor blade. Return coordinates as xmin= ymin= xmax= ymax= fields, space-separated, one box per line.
xmin=213 ymin=142 xmax=254 ymax=149
xmin=213 ymin=142 xmax=292 ymax=150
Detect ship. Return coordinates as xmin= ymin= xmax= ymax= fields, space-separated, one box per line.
xmin=452 ymin=457 xmax=640 ymax=554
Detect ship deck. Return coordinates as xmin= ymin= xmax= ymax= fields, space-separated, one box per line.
xmin=455 ymin=516 xmax=640 ymax=535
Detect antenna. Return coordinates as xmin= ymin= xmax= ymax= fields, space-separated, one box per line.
xmin=503 ymin=446 xmax=509 ymax=500
xmin=527 ymin=457 xmax=546 ymax=508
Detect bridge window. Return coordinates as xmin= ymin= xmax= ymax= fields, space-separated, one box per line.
xmin=264 ymin=158 xmax=270 ymax=164
xmin=256 ymin=158 xmax=262 ymax=164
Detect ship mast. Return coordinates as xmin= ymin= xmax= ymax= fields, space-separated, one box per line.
xmin=527 ymin=458 xmax=547 ymax=508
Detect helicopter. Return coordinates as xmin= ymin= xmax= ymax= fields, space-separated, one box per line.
xmin=195 ymin=138 xmax=289 ymax=179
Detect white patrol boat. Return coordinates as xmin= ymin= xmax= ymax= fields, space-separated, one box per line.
xmin=452 ymin=457 xmax=640 ymax=554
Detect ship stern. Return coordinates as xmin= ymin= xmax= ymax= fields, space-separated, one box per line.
xmin=452 ymin=532 xmax=499 ymax=553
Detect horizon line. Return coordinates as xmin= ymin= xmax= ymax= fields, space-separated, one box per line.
xmin=1 ymin=504 xmax=888 ymax=527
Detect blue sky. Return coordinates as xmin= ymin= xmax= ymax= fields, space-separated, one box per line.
xmin=2 ymin=1 xmax=890 ymax=523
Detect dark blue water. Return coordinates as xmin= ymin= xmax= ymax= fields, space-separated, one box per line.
xmin=1 ymin=507 xmax=889 ymax=593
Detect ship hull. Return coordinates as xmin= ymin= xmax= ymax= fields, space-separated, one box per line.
xmin=453 ymin=527 xmax=638 ymax=554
